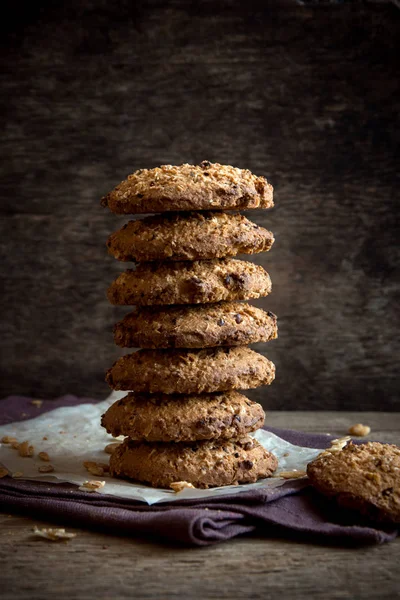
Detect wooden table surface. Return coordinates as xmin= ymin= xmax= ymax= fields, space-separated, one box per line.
xmin=1 ymin=411 xmax=399 ymax=600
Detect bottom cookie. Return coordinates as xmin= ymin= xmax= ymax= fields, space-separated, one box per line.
xmin=109 ymin=436 xmax=278 ymax=489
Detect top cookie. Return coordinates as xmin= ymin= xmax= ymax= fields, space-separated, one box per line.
xmin=101 ymin=162 xmax=273 ymax=214
xmin=307 ymin=442 xmax=400 ymax=524
xmin=107 ymin=211 xmax=274 ymax=262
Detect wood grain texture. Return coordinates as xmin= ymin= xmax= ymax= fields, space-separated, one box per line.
xmin=1 ymin=411 xmax=399 ymax=600
xmin=0 ymin=1 xmax=399 ymax=408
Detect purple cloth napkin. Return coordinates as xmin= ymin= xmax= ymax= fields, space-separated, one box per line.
xmin=0 ymin=395 xmax=398 ymax=546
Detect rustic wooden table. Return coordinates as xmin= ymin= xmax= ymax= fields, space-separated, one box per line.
xmin=1 ymin=411 xmax=399 ymax=600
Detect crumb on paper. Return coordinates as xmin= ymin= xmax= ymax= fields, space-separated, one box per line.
xmin=32 ymin=526 xmax=76 ymax=541
xmin=104 ymin=442 xmax=121 ymax=455
xmin=0 ymin=467 xmax=9 ymax=478
xmin=12 ymin=471 xmax=24 ymax=478
xmin=18 ymin=441 xmax=34 ymax=457
xmin=1 ymin=436 xmax=17 ymax=444
xmin=11 ymin=441 xmax=20 ymax=450
xmin=273 ymin=470 xmax=307 ymax=479
xmin=38 ymin=451 xmax=50 ymax=462
xmin=79 ymin=480 xmax=105 ymax=492
xmin=170 ymin=481 xmax=196 ymax=492
xmin=42 ymin=436 xmax=48 ymax=440
xmin=83 ymin=461 xmax=109 ymax=476
xmin=38 ymin=464 xmax=54 ymax=473
xmin=282 ymin=452 xmax=290 ymax=458
xmin=31 ymin=400 xmax=43 ymax=408
xmin=348 ymin=423 xmax=371 ymax=437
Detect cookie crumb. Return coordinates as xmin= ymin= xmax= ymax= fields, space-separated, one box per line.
xmin=12 ymin=471 xmax=24 ymax=478
xmin=38 ymin=451 xmax=50 ymax=462
xmin=11 ymin=441 xmax=20 ymax=450
xmin=31 ymin=400 xmax=43 ymax=408
xmin=1 ymin=435 xmax=17 ymax=444
xmin=79 ymin=480 xmax=105 ymax=492
xmin=38 ymin=464 xmax=55 ymax=473
xmin=348 ymin=423 xmax=371 ymax=437
xmin=104 ymin=442 xmax=121 ymax=454
xmin=170 ymin=481 xmax=196 ymax=492
xmin=32 ymin=526 xmax=76 ymax=541
xmin=18 ymin=441 xmax=34 ymax=457
xmin=0 ymin=467 xmax=9 ymax=478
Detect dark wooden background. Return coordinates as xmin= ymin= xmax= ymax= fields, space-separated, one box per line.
xmin=0 ymin=0 xmax=399 ymax=409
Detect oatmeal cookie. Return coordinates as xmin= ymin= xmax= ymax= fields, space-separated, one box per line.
xmin=307 ymin=442 xmax=400 ymax=524
xmin=107 ymin=212 xmax=274 ymax=262
xmin=113 ymin=302 xmax=278 ymax=348
xmin=107 ymin=259 xmax=271 ymax=306
xmin=101 ymin=391 xmax=265 ymax=442
xmin=109 ymin=435 xmax=278 ymax=489
xmin=101 ymin=161 xmax=273 ymax=214
xmin=105 ymin=347 xmax=275 ymax=394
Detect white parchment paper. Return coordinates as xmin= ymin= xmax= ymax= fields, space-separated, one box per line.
xmin=0 ymin=392 xmax=326 ymax=505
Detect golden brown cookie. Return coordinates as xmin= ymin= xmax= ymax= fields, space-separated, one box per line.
xmin=107 ymin=259 xmax=271 ymax=306
xmin=307 ymin=442 xmax=400 ymax=524
xmin=109 ymin=435 xmax=278 ymax=489
xmin=101 ymin=162 xmax=273 ymax=214
xmin=105 ymin=347 xmax=275 ymax=394
xmin=101 ymin=391 xmax=265 ymax=442
xmin=113 ymin=302 xmax=278 ymax=349
xmin=107 ymin=212 xmax=274 ymax=262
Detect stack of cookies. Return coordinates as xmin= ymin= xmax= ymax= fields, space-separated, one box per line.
xmin=100 ymin=162 xmax=278 ymax=489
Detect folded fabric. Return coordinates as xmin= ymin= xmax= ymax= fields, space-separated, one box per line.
xmin=0 ymin=395 xmax=398 ymax=546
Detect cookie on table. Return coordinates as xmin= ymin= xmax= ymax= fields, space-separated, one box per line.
xmin=109 ymin=435 xmax=278 ymax=489
xmin=105 ymin=347 xmax=275 ymax=394
xmin=107 ymin=258 xmax=271 ymax=306
xmin=101 ymin=161 xmax=273 ymax=214
xmin=307 ymin=442 xmax=400 ymax=524
xmin=113 ymin=302 xmax=278 ymax=349
xmin=107 ymin=212 xmax=274 ymax=262
xmin=101 ymin=391 xmax=265 ymax=442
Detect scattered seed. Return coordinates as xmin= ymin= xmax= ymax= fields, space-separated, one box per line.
xmin=1 ymin=436 xmax=17 ymax=444
xmin=38 ymin=464 xmax=54 ymax=473
xmin=170 ymin=481 xmax=196 ymax=492
xmin=18 ymin=441 xmax=34 ymax=457
xmin=32 ymin=526 xmax=76 ymax=541
xmin=104 ymin=443 xmax=121 ymax=455
xmin=79 ymin=480 xmax=105 ymax=492
xmin=348 ymin=423 xmax=371 ymax=437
